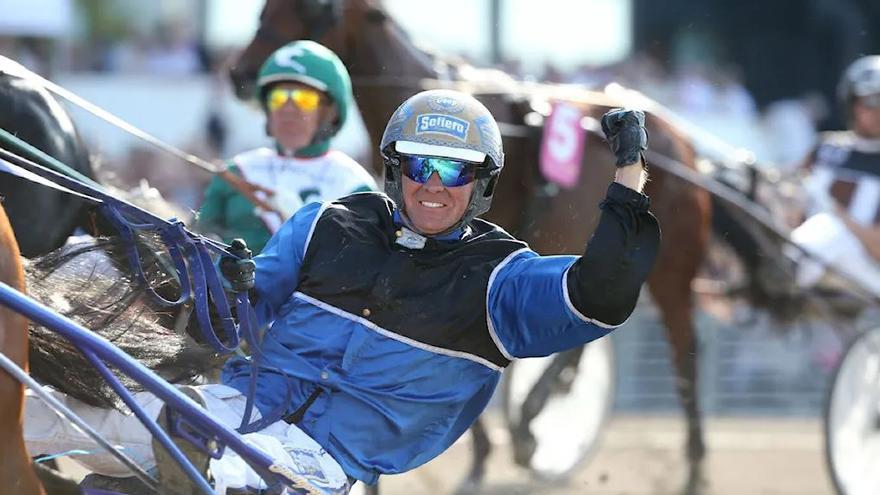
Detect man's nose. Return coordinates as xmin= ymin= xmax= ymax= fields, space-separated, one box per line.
xmin=423 ymin=172 xmax=446 ymax=191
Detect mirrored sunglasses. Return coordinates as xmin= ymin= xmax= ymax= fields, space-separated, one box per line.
xmin=400 ymin=154 xmax=479 ymax=188
xmin=267 ymin=87 xmax=322 ymax=113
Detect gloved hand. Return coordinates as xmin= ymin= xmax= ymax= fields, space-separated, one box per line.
xmin=601 ymin=108 xmax=648 ymax=167
xmin=219 ymin=238 xmax=256 ymax=292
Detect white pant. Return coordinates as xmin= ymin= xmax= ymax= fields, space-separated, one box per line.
xmin=790 ymin=212 xmax=880 ymax=296
xmin=24 ymin=384 xmax=350 ymax=494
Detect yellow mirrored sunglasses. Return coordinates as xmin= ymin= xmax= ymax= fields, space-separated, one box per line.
xmin=266 ymin=87 xmax=322 ymax=113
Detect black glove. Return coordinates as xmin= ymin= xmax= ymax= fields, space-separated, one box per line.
xmin=601 ymin=108 xmax=648 ymax=167
xmin=219 ymin=238 xmax=255 ymax=292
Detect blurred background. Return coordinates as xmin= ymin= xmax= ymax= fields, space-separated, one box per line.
xmin=4 ymin=0 xmax=879 ymax=209
xmin=3 ymin=0 xmax=879 ymax=199
xmin=3 ymin=1 xmax=879 ymax=493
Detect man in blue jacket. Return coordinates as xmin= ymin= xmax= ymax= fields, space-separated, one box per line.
xmin=26 ymin=89 xmax=658 ymax=495
xmin=217 ymin=87 xmax=658 ymax=489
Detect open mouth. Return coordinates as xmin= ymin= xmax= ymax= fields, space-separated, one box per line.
xmin=419 ymin=200 xmax=445 ymax=209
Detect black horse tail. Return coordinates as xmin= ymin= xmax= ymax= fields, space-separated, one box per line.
xmin=25 ymin=234 xmax=224 ymax=409
xmin=709 ymin=192 xmax=804 ymax=323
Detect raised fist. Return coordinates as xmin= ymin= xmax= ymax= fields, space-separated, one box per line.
xmin=601 ymin=108 xmax=648 ymax=167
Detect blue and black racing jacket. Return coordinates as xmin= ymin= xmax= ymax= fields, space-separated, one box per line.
xmin=221 ymin=184 xmax=659 ymax=484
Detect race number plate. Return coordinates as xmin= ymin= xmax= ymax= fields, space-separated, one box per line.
xmin=540 ymin=101 xmax=586 ymax=188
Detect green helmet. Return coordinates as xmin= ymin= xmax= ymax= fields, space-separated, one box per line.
xmin=380 ymin=89 xmax=504 ymax=230
xmin=257 ymin=40 xmax=352 ymax=137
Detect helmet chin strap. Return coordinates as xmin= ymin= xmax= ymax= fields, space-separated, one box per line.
xmin=312 ymin=118 xmax=337 ymax=143
xmin=398 ymin=210 xmax=465 ymax=238
xmin=275 ymin=141 xmax=295 ymax=157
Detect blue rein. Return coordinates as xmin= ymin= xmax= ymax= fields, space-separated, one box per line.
xmin=0 ymin=145 xmax=246 ymax=350
xmin=0 ymin=144 xmax=291 ymax=436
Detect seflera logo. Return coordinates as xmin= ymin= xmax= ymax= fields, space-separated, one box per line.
xmin=415 ymin=114 xmax=469 ymax=141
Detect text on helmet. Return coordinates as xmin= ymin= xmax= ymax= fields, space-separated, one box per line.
xmin=416 ymin=114 xmax=469 ymax=142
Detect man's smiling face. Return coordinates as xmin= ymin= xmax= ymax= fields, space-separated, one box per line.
xmin=401 ymin=173 xmax=474 ymax=235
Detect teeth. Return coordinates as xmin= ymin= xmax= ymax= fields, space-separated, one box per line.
xmin=420 ymin=201 xmax=444 ymax=208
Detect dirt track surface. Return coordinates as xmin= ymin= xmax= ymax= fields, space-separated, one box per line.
xmin=374 ymin=414 xmax=836 ymax=495
xmin=58 ymin=413 xmax=836 ymax=494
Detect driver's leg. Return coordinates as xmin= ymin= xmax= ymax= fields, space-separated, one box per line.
xmin=23 ymin=388 xmax=163 ymax=476
xmin=153 ymin=385 xmax=213 ymax=495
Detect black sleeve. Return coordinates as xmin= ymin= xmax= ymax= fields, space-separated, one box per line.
xmin=565 ymin=182 xmax=660 ymax=325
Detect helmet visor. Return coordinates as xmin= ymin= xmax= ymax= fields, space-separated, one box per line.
xmin=395 ymin=140 xmax=487 ymax=163
xmin=400 ymin=155 xmax=478 ymax=187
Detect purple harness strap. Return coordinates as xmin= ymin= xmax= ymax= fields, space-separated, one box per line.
xmin=0 ymin=146 xmax=298 ymax=490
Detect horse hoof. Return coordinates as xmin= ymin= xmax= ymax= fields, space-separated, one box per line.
xmin=453 ymin=477 xmax=481 ymax=495
xmin=512 ymin=432 xmax=537 ymax=468
xmin=687 ymin=439 xmax=706 ymax=463
xmin=683 ymin=462 xmax=706 ymax=495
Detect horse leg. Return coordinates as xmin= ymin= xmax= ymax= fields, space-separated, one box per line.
xmin=0 ymin=392 xmax=47 ymax=495
xmin=510 ymin=347 xmax=584 ymax=468
xmin=648 ymin=278 xmax=705 ymax=494
xmin=0 ymin=204 xmax=45 ymax=495
xmin=454 ymin=418 xmax=492 ymax=494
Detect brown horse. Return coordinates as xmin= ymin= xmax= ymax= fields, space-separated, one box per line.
xmin=0 ymin=203 xmax=87 ymax=494
xmin=230 ymin=0 xmax=711 ymax=492
xmin=0 ymin=203 xmax=45 ymax=495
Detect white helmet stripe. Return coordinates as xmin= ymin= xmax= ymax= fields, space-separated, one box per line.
xmin=395 ymin=141 xmax=487 ymax=163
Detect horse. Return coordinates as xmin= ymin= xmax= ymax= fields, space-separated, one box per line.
xmin=229 ymin=1 xmax=712 ymax=492
xmin=0 ymin=201 xmax=89 ymax=494
xmin=0 ymin=179 xmax=222 ymax=494
xmin=0 ymin=53 xmax=212 ymax=411
xmin=0 ymin=56 xmax=190 ymax=260
xmin=0 ymin=57 xmax=93 ymax=492
xmin=0 ymin=203 xmax=45 ymax=494
xmin=0 ymin=57 xmax=100 ymax=258
xmin=0 ymin=57 xmax=222 ymax=492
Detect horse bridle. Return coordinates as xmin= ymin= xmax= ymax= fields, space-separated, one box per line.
xmin=254 ymin=0 xmax=343 ymax=46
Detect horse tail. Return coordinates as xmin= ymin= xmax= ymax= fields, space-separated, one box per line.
xmin=25 ymin=234 xmax=223 ymax=409
xmin=709 ymin=192 xmax=803 ymax=322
